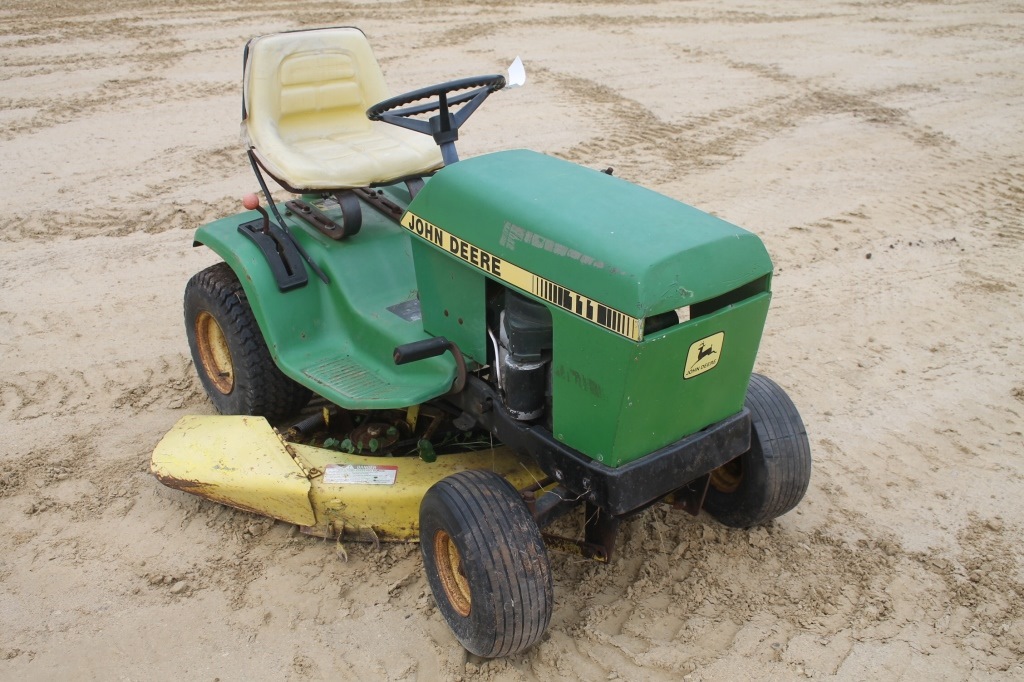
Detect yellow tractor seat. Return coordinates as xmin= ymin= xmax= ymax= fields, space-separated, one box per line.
xmin=242 ymin=27 xmax=443 ymax=191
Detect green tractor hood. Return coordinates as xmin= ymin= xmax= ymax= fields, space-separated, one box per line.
xmin=404 ymin=150 xmax=775 ymax=466
xmin=406 ymin=149 xmax=772 ymax=323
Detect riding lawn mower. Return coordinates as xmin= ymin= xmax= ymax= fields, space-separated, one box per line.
xmin=151 ymin=26 xmax=812 ymax=658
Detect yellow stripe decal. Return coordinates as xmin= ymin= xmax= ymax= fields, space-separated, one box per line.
xmin=401 ymin=212 xmax=642 ymax=341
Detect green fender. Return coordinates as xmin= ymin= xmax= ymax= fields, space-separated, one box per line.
xmin=193 ymin=202 xmax=455 ymax=409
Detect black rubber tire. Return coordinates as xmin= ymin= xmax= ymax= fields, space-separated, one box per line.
xmin=420 ymin=469 xmax=553 ymax=658
xmin=184 ymin=262 xmax=311 ymax=421
xmin=703 ymin=374 xmax=812 ymax=528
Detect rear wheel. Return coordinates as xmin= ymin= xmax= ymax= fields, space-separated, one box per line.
xmin=703 ymin=374 xmax=811 ymax=528
xmin=420 ymin=469 xmax=553 ymax=658
xmin=184 ymin=262 xmax=311 ymax=421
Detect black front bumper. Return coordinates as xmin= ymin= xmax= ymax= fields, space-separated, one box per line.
xmin=452 ymin=378 xmax=751 ymax=516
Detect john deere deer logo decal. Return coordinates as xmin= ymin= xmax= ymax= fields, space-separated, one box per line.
xmin=684 ymin=332 xmax=725 ymax=379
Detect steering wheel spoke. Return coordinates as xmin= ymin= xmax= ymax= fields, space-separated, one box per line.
xmin=367 ymin=73 xmax=506 ymax=162
xmin=379 ymin=88 xmax=477 ymax=120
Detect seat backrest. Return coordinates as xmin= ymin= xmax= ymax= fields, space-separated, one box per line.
xmin=244 ymin=27 xmax=389 ymax=144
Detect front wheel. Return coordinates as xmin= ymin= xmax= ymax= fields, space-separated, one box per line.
xmin=703 ymin=374 xmax=812 ymax=528
xmin=420 ymin=469 xmax=553 ymax=658
xmin=184 ymin=262 xmax=311 ymax=421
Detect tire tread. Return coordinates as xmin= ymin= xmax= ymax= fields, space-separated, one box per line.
xmin=420 ymin=470 xmax=552 ymax=658
xmin=704 ymin=373 xmax=811 ymax=527
xmin=185 ymin=262 xmax=310 ymax=421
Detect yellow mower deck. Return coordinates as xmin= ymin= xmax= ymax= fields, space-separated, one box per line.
xmin=151 ymin=415 xmax=542 ymax=540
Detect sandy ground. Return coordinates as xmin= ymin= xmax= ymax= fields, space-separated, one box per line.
xmin=2 ymin=0 xmax=1023 ymax=679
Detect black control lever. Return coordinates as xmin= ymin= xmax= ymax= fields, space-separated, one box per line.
xmin=394 ymin=337 xmax=467 ymax=395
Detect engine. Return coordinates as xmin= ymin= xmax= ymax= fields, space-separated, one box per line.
xmin=495 ymin=290 xmax=552 ymax=421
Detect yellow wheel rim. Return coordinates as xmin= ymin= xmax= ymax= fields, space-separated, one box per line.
xmin=709 ymin=457 xmax=742 ymax=494
xmin=434 ymin=529 xmax=471 ymax=617
xmin=195 ymin=311 xmax=234 ymax=394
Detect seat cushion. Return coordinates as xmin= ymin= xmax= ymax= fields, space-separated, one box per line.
xmin=244 ymin=27 xmax=443 ymax=190
xmin=251 ymin=123 xmax=443 ymax=190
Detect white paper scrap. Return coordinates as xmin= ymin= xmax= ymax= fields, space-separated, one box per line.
xmin=507 ymin=56 xmax=526 ymax=88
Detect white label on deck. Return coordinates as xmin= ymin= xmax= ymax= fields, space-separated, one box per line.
xmin=323 ymin=464 xmax=398 ymax=485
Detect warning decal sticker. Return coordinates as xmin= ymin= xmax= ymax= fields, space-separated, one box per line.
xmin=684 ymin=332 xmax=724 ymax=379
xmin=401 ymin=211 xmax=642 ymax=341
xmin=323 ymin=464 xmax=398 ymax=485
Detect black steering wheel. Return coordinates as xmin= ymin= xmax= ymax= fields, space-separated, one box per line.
xmin=367 ymin=74 xmax=506 ymax=163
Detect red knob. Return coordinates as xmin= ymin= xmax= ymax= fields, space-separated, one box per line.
xmin=242 ymin=193 xmax=260 ymax=210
